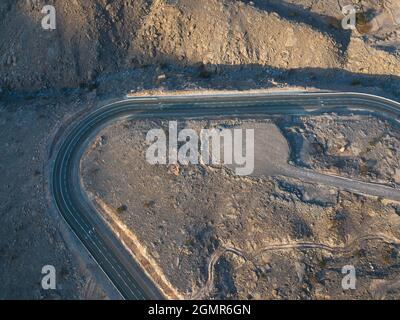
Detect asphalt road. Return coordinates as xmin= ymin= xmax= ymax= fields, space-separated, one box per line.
xmin=50 ymin=92 xmax=400 ymax=300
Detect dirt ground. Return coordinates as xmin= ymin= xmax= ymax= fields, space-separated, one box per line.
xmin=278 ymin=113 xmax=400 ymax=186
xmin=81 ymin=118 xmax=400 ymax=299
xmin=0 ymin=94 xmax=118 ymax=299
xmin=1 ymin=0 xmax=400 ymax=299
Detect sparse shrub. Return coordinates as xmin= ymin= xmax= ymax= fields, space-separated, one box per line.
xmin=117 ymin=204 xmax=128 ymax=213
xmin=198 ymin=63 xmax=214 ymax=79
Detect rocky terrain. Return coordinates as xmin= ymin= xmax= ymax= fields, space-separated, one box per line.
xmin=81 ymin=118 xmax=400 ymax=299
xmin=0 ymin=0 xmax=400 ymax=96
xmin=278 ymin=113 xmax=400 ymax=187
xmin=1 ymin=0 xmax=400 ymax=299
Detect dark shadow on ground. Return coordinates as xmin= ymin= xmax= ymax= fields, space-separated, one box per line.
xmin=2 ymin=62 xmax=400 ymax=103
xmin=93 ymin=62 xmax=400 ymax=100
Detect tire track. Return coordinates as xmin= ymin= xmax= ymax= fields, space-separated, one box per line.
xmin=193 ymin=234 xmax=400 ymax=299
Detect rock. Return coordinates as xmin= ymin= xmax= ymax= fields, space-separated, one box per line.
xmin=394 ymin=168 xmax=400 ymax=184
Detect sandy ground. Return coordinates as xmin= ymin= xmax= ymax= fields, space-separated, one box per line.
xmin=0 ymin=0 xmax=400 ymax=299
xmin=81 ymin=118 xmax=400 ymax=299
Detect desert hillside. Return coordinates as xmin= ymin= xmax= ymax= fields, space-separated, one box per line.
xmin=1 ymin=0 xmax=400 ymax=300
xmin=1 ymin=0 xmax=399 ymax=93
